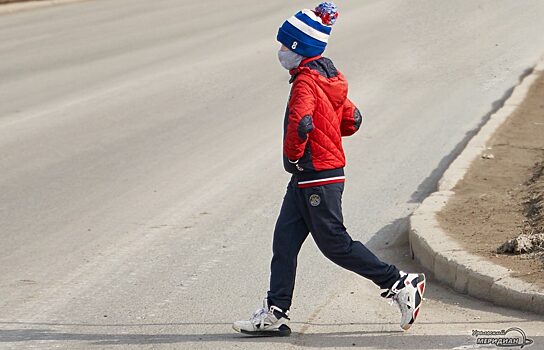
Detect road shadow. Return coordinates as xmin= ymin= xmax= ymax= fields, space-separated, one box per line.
xmin=3 ymin=327 xmax=542 ymax=348
xmin=2 ymin=320 xmax=543 ymax=348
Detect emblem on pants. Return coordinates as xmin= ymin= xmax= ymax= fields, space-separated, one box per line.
xmin=309 ymin=194 xmax=321 ymax=207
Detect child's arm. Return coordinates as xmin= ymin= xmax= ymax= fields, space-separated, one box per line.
xmin=340 ymin=98 xmax=363 ymax=137
xmin=284 ymin=80 xmax=316 ymax=162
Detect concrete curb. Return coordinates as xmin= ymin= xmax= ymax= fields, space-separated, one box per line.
xmin=409 ymin=57 xmax=544 ymax=315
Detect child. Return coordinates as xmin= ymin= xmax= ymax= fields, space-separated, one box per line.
xmin=233 ymin=2 xmax=425 ymax=337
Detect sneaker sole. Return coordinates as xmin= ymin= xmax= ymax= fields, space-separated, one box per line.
xmin=239 ymin=325 xmax=291 ymax=337
xmin=402 ymin=273 xmax=426 ymax=331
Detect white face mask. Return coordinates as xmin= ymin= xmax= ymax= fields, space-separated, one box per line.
xmin=278 ymin=49 xmax=304 ymax=70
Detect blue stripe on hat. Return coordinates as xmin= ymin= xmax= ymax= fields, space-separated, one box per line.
xmin=277 ymin=22 xmax=327 ymax=57
xmin=295 ymin=11 xmax=332 ymax=35
xmin=280 ymin=21 xmax=328 ymax=49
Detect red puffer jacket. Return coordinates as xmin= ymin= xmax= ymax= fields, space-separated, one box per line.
xmin=283 ymin=56 xmax=362 ymax=188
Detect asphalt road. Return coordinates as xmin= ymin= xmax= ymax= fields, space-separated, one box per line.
xmin=1 ymin=1 xmax=544 ymax=349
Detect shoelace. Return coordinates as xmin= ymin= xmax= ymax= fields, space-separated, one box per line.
xmin=250 ymin=308 xmax=269 ymax=328
xmin=391 ymin=291 xmax=411 ymax=317
xmin=385 ymin=293 xmax=398 ymax=307
xmin=381 ymin=271 xmax=408 ymax=300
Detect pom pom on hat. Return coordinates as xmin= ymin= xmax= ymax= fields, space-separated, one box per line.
xmin=314 ymin=2 xmax=339 ymax=26
xmin=277 ymin=2 xmax=339 ymax=57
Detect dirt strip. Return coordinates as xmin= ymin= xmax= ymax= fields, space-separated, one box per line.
xmin=438 ymin=70 xmax=544 ymax=290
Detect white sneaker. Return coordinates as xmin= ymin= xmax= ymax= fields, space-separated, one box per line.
xmin=232 ymin=300 xmax=291 ymax=337
xmin=383 ymin=272 xmax=426 ymax=331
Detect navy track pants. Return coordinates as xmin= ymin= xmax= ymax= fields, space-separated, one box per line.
xmin=267 ymin=177 xmax=400 ymax=311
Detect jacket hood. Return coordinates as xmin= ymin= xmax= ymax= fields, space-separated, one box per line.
xmin=290 ymin=57 xmax=347 ymax=110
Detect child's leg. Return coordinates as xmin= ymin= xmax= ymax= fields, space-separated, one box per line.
xmin=299 ymin=182 xmax=400 ymax=290
xmin=267 ymin=179 xmax=310 ymax=311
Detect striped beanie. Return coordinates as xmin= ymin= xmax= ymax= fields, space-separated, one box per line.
xmin=277 ymin=2 xmax=339 ymax=58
